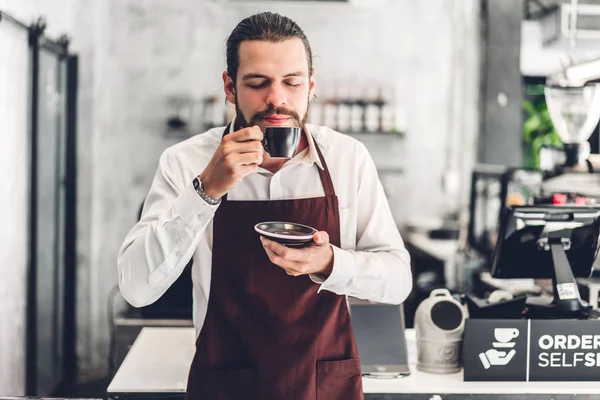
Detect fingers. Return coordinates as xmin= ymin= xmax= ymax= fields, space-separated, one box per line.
xmin=261 ymin=237 xmax=310 ymax=263
xmin=221 ymin=144 xmax=262 ymax=170
xmin=313 ymin=231 xmax=329 ymax=245
xmin=200 ymin=127 xmax=264 ymax=199
xmin=260 ymin=236 xmax=334 ymax=277
xmin=262 ymin=246 xmax=303 ymax=275
xmin=260 ymin=233 xmax=329 ymax=263
xmin=221 ymin=134 xmax=263 ymax=170
xmin=232 ymin=151 xmax=263 ymax=166
xmin=223 ymin=139 xmax=263 ymax=156
xmin=228 ymin=126 xmax=263 ymax=143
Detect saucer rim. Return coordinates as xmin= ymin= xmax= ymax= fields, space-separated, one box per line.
xmin=254 ymin=221 xmax=317 ymax=241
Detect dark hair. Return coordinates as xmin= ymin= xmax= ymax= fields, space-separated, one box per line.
xmin=226 ymin=12 xmax=313 ymax=84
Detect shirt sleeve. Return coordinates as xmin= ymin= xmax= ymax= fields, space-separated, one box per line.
xmin=117 ymin=150 xmax=219 ymax=308
xmin=309 ymin=143 xmax=413 ymax=305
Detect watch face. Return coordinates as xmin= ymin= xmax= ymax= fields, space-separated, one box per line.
xmin=193 ymin=177 xmax=200 ymax=190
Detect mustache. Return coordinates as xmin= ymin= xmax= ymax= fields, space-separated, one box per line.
xmin=249 ymin=105 xmax=302 ymax=126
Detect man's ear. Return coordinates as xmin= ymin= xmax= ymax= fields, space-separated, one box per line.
xmin=309 ymin=68 xmax=316 ymax=100
xmin=223 ymin=71 xmax=236 ymax=104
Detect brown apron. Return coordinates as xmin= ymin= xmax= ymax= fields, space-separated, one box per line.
xmin=185 ymin=129 xmax=363 ymax=400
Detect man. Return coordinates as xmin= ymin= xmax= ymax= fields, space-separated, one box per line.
xmin=117 ymin=12 xmax=412 ymax=400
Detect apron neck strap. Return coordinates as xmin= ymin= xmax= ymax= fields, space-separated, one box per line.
xmin=312 ymin=137 xmax=335 ymax=197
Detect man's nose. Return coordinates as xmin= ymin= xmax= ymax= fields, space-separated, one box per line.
xmin=265 ymin=83 xmax=287 ymax=108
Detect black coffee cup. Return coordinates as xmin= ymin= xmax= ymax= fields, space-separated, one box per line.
xmin=262 ymin=126 xmax=301 ymax=158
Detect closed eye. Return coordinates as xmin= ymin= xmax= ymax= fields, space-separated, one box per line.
xmin=246 ymin=82 xmax=268 ymax=89
xmin=245 ymin=81 xmax=302 ymax=89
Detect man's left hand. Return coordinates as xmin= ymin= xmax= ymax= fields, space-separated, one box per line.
xmin=260 ymin=231 xmax=334 ymax=277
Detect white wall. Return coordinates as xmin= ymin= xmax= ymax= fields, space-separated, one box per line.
xmin=0 ymin=0 xmax=75 ymax=395
xmin=74 ymin=0 xmax=480 ymax=379
xmin=0 ymin=0 xmax=75 ymax=38
xmin=0 ymin=15 xmax=30 ymax=397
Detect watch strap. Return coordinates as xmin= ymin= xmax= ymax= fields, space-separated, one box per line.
xmin=193 ymin=177 xmax=221 ymax=206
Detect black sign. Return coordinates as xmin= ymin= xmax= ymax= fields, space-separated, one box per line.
xmin=464 ymin=319 xmax=600 ymax=381
xmin=529 ymin=320 xmax=600 ymax=381
xmin=463 ymin=320 xmax=528 ymax=381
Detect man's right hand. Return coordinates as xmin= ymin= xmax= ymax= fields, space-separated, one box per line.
xmin=199 ymin=126 xmax=264 ymax=200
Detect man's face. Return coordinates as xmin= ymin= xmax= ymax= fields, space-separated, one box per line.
xmin=223 ymin=38 xmax=315 ymax=130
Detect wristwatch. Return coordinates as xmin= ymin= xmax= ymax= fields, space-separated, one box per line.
xmin=193 ymin=177 xmax=221 ymax=206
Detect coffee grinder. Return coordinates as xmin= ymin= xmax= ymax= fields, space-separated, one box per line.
xmin=541 ymin=58 xmax=600 ymax=174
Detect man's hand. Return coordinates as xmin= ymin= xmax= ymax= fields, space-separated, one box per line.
xmin=260 ymin=231 xmax=334 ymax=277
xmin=199 ymin=126 xmax=264 ymax=200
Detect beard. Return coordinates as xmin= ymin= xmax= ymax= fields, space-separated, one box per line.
xmin=235 ymin=96 xmax=310 ymax=130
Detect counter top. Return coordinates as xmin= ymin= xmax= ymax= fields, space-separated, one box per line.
xmin=107 ymin=327 xmax=600 ymax=398
xmin=404 ymin=231 xmax=458 ymax=262
xmin=108 ymin=327 xmax=193 ymax=394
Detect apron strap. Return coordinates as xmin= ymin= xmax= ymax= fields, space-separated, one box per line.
xmin=312 ymin=136 xmax=336 ymax=197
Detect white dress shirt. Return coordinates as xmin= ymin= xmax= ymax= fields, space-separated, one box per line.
xmin=117 ymin=123 xmax=412 ymax=336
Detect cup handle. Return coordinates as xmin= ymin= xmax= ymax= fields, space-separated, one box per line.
xmin=262 ymin=137 xmax=269 ymax=154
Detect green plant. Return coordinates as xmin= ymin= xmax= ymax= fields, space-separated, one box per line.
xmin=522 ymin=97 xmax=562 ymax=169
